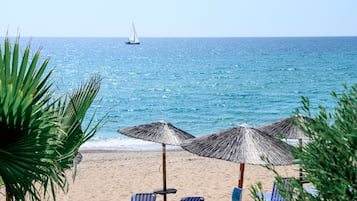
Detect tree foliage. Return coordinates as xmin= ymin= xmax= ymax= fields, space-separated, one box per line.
xmin=295 ymin=83 xmax=357 ymax=200
xmin=0 ymin=36 xmax=103 ymax=200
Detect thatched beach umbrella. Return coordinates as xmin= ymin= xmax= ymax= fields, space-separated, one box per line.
xmin=257 ymin=115 xmax=309 ymax=140
xmin=181 ymin=125 xmax=294 ymax=189
xmin=118 ymin=121 xmax=195 ymax=201
xmin=258 ymin=115 xmax=311 ymax=183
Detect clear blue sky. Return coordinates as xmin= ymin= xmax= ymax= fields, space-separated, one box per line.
xmin=1 ymin=0 xmax=356 ymax=37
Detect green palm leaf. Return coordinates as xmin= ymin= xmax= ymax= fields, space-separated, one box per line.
xmin=0 ymin=36 xmax=103 ymax=201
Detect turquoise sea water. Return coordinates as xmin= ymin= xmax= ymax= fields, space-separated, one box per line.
xmin=10 ymin=37 xmax=357 ymax=150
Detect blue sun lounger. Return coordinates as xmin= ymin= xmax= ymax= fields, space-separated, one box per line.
xmin=259 ymin=178 xmax=293 ymax=201
xmin=180 ymin=197 xmax=204 ymax=201
xmin=131 ymin=193 xmax=156 ymax=201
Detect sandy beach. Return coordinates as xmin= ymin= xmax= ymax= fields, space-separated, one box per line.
xmin=30 ymin=149 xmax=298 ymax=201
xmin=0 ymin=149 xmax=299 ymax=201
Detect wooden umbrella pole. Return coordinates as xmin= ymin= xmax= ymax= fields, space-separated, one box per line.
xmin=162 ymin=143 xmax=167 ymax=201
xmin=238 ymin=163 xmax=245 ymax=188
xmin=6 ymin=191 xmax=9 ymax=201
xmin=298 ymin=138 xmax=303 ymax=186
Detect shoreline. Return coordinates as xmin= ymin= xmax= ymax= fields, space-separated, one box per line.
xmin=79 ymin=137 xmax=304 ymax=152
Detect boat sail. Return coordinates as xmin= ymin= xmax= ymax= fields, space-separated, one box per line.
xmin=126 ymin=23 xmax=140 ymax=45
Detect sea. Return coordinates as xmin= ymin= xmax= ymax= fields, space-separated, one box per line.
xmin=7 ymin=37 xmax=357 ymax=150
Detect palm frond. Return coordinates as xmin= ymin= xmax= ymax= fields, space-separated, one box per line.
xmin=0 ymin=36 xmax=103 ymax=201
xmin=56 ymin=74 xmax=103 ymax=165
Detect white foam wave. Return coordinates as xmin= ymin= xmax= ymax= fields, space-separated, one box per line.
xmin=80 ymin=138 xmax=181 ymax=151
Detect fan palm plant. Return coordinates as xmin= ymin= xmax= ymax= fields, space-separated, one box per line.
xmin=0 ymin=36 xmax=103 ymax=201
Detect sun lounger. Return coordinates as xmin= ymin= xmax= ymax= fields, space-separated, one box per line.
xmin=232 ymin=187 xmax=242 ymax=201
xmin=259 ymin=177 xmax=294 ymax=201
xmin=180 ymin=196 xmax=204 ymax=201
xmin=304 ymin=187 xmax=318 ymax=197
xmin=131 ymin=193 xmax=156 ymax=201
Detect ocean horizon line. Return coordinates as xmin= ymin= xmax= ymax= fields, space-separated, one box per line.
xmin=2 ymin=35 xmax=357 ymax=39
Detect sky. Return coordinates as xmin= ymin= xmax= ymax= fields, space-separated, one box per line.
xmin=1 ymin=0 xmax=357 ymax=37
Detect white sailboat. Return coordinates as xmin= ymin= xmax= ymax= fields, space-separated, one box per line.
xmin=126 ymin=22 xmax=140 ymax=45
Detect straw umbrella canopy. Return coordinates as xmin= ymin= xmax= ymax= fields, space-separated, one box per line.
xmin=257 ymin=115 xmax=309 ymax=140
xmin=181 ymin=125 xmax=294 ymax=189
xmin=118 ymin=121 xmax=195 ymax=201
xmin=258 ymin=115 xmax=311 ymax=183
